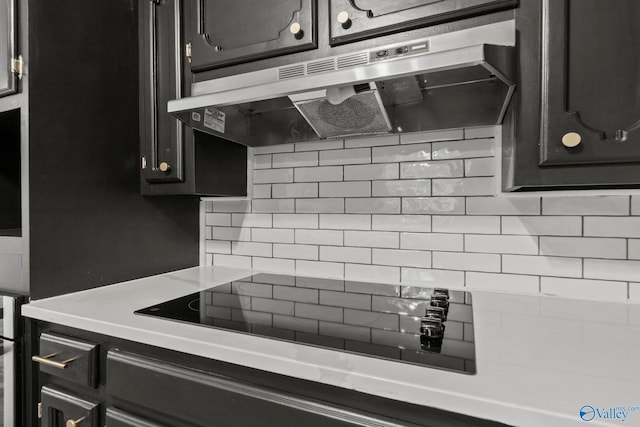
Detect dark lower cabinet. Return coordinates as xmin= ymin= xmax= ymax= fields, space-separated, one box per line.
xmin=107 ymin=350 xmax=389 ymax=427
xmin=30 ymin=321 xmax=508 ymax=427
xmin=504 ymin=0 xmax=640 ymax=190
xmin=328 ymin=0 xmax=517 ymax=45
xmin=105 ymin=408 xmax=163 ymax=427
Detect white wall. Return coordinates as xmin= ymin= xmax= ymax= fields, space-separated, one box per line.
xmin=203 ymin=126 xmax=640 ymax=302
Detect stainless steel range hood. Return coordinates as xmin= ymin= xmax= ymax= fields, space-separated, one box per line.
xmin=168 ymin=21 xmax=516 ymax=147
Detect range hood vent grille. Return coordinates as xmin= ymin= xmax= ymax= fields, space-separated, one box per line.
xmin=279 ymin=51 xmax=370 ymax=81
xmin=278 ymin=64 xmax=305 ymax=80
xmin=336 ymin=52 xmax=369 ymax=69
xmin=306 ymin=58 xmax=337 ymax=75
xmin=169 ymin=21 xmax=516 ymax=147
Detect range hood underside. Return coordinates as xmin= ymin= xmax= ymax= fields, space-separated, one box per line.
xmin=173 ymin=62 xmax=513 ymax=147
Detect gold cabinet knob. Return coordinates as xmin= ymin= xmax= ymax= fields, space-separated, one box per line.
xmin=289 ymin=22 xmax=302 ymax=38
xmin=337 ymin=11 xmax=351 ymax=28
xmin=561 ymin=132 xmax=582 ymax=148
xmin=66 ymin=416 xmax=86 ymax=427
xmin=159 ymin=162 xmax=170 ymax=172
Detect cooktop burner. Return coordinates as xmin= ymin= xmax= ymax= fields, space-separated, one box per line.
xmin=135 ymin=273 xmax=476 ymax=374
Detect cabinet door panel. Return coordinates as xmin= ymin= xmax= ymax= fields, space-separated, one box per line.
xmin=40 ymin=386 xmax=99 ymax=427
xmin=540 ymin=0 xmax=640 ymax=165
xmin=0 ymin=0 xmax=18 ymax=97
xmin=139 ymin=0 xmax=248 ymax=196
xmin=329 ymin=0 xmax=517 ymax=45
xmin=140 ymin=0 xmax=185 ymax=184
xmin=190 ymin=0 xmax=317 ymax=71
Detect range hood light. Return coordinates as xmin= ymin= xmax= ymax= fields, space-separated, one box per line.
xmin=326 ymin=85 xmax=356 ymax=105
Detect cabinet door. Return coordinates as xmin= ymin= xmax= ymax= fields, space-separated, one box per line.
xmin=40 ymin=386 xmax=99 ymax=427
xmin=189 ymin=0 xmax=317 ymax=71
xmin=139 ymin=0 xmax=248 ymax=196
xmin=540 ymin=0 xmax=640 ymax=166
xmin=329 ymin=0 xmax=517 ymax=45
xmin=0 ymin=0 xmax=18 ymax=97
xmin=139 ymin=0 xmax=185 ymax=184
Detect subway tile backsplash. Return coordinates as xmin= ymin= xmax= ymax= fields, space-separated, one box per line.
xmin=205 ymin=126 xmax=640 ymax=302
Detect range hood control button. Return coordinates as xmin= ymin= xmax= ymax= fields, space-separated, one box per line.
xmin=375 ymin=50 xmax=389 ymax=58
xmin=337 ymin=11 xmax=352 ymax=29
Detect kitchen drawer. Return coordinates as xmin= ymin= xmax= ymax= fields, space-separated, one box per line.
xmin=33 ymin=332 xmax=99 ymax=388
xmin=40 ymin=385 xmax=99 ymax=427
xmin=106 ymin=349 xmax=411 ymax=427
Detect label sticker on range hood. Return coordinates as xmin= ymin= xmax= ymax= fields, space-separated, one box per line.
xmin=203 ymin=107 xmax=225 ymax=133
xmin=169 ymin=21 xmax=516 ymax=147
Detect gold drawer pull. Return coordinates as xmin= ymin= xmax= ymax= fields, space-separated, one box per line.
xmin=32 ymin=353 xmax=77 ymax=369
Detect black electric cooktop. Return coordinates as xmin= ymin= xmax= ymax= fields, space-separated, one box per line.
xmin=135 ymin=273 xmax=476 ymax=374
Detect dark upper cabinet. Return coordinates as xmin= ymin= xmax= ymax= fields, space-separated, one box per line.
xmin=139 ymin=0 xmax=247 ymax=196
xmin=189 ymin=0 xmax=317 ymax=72
xmin=539 ymin=0 xmax=640 ymax=166
xmin=503 ymin=0 xmax=640 ymax=190
xmin=0 ymin=0 xmax=19 ymax=97
xmin=329 ymin=0 xmax=517 ymax=45
xmin=139 ymin=0 xmax=184 ymax=185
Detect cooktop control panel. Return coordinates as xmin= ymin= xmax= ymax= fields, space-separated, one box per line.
xmin=135 ymin=274 xmax=475 ymax=374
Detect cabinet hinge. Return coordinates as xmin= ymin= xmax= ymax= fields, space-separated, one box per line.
xmin=141 ymin=156 xmax=147 ymax=170
xmin=12 ymin=55 xmax=23 ymax=79
xmin=37 ymin=402 xmax=42 ymax=419
xmin=186 ymin=42 xmax=192 ymax=63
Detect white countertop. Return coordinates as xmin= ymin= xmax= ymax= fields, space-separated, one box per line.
xmin=22 ymin=266 xmax=640 ymax=427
